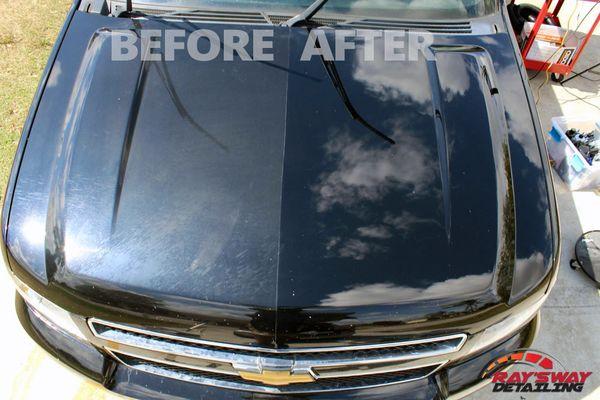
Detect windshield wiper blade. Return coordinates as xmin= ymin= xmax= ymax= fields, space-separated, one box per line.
xmin=315 ymin=37 xmax=395 ymax=145
xmin=282 ymin=0 xmax=331 ymax=27
xmin=322 ymin=57 xmax=396 ymax=145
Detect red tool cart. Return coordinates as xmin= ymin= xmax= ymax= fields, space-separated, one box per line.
xmin=514 ymin=0 xmax=600 ymax=82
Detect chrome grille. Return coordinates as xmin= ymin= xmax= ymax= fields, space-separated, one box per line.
xmin=114 ymin=352 xmax=440 ymax=393
xmin=89 ymin=319 xmax=466 ymax=393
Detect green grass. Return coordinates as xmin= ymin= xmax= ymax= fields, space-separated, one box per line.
xmin=0 ymin=0 xmax=71 ymax=204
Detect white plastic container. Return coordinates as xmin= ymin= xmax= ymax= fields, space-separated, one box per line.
xmin=545 ymin=116 xmax=600 ymax=191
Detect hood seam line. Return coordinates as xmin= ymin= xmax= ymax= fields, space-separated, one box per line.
xmin=274 ymin=29 xmax=292 ymax=348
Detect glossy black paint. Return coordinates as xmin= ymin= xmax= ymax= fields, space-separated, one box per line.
xmin=3 ymin=2 xmax=558 ymax=353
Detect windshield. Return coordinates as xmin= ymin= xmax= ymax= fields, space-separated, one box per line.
xmin=126 ymin=0 xmax=497 ymax=19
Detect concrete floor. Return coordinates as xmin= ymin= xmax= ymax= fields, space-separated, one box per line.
xmin=1 ymin=1 xmax=599 ymax=399
xmin=468 ymin=3 xmax=600 ymax=398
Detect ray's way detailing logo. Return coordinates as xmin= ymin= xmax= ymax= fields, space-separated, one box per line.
xmin=482 ymin=350 xmax=592 ymax=394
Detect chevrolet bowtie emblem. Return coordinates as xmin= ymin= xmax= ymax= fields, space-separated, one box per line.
xmin=238 ymin=369 xmax=315 ymax=386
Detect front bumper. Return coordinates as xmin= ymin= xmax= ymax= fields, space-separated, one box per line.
xmin=16 ymin=293 xmax=539 ymax=400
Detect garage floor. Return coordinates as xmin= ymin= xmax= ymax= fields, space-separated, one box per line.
xmin=471 ymin=4 xmax=600 ymax=398
xmin=468 ymin=84 xmax=600 ymax=400
xmin=1 ymin=2 xmax=599 ymax=399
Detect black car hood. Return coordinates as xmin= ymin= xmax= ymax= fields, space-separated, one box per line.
xmin=5 ymin=12 xmax=555 ymax=347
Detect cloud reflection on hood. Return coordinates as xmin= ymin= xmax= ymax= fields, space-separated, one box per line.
xmin=312 ymin=127 xmax=436 ymax=213
xmin=351 ymin=37 xmax=472 ymax=107
xmin=325 ymin=210 xmax=441 ymax=260
xmin=320 ymin=272 xmax=493 ymax=307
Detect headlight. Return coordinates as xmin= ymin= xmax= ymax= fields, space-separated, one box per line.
xmin=12 ymin=276 xmax=87 ymax=341
xmin=467 ymin=294 xmax=545 ymax=355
